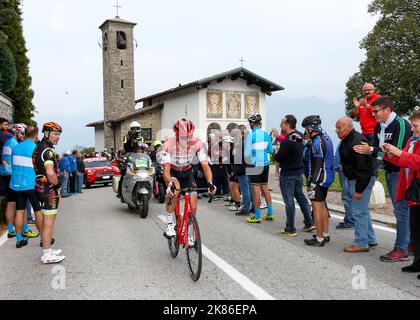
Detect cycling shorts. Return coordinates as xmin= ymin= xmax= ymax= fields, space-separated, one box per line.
xmin=170 ymin=168 xmax=195 ymax=190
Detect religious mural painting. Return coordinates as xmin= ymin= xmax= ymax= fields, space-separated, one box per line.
xmin=226 ymin=92 xmax=242 ymax=119
xmin=207 ymin=91 xmax=223 ymax=118
xmin=245 ymin=93 xmax=259 ymax=118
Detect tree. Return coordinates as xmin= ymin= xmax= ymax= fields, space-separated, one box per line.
xmin=345 ymin=0 xmax=420 ymax=116
xmin=0 ymin=0 xmax=35 ymax=124
xmin=0 ymin=6 xmax=17 ymax=93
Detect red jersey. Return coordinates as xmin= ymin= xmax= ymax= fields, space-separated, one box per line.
xmin=357 ymin=92 xmax=381 ymax=135
xmin=161 ymin=137 xmax=208 ymax=171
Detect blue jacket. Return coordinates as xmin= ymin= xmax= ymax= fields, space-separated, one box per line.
xmin=59 ymin=156 xmax=71 ymax=174
xmin=10 ymin=139 xmax=37 ymax=191
xmin=245 ymin=128 xmax=273 ymax=167
xmin=68 ymin=155 xmax=77 ymax=172
xmin=307 ymin=133 xmax=335 ymax=188
xmin=1 ymin=136 xmax=18 ymax=176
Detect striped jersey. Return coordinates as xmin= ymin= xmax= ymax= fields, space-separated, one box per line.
xmin=10 ymin=139 xmax=37 ymax=191
xmin=1 ymin=136 xmax=18 ymax=176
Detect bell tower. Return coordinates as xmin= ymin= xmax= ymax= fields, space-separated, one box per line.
xmin=99 ymin=15 xmax=137 ymax=150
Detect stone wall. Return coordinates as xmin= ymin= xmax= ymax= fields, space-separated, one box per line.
xmin=0 ymin=92 xmax=14 ymax=120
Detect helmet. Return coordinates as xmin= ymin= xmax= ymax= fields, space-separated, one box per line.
xmin=152 ymin=140 xmax=162 ymax=148
xmin=12 ymin=123 xmax=26 ymax=135
xmin=65 ymin=150 xmax=71 ymax=156
xmin=301 ymin=115 xmax=322 ymax=129
xmin=130 ymin=121 xmax=141 ymax=133
xmin=223 ymin=135 xmax=234 ymax=143
xmin=42 ymin=122 xmax=62 ymax=133
xmin=248 ymin=113 xmax=262 ymax=124
xmin=173 ymin=118 xmax=195 ymax=135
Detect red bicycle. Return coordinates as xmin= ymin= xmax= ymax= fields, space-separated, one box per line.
xmin=165 ymin=187 xmax=212 ymax=281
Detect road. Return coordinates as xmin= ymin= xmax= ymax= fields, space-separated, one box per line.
xmin=0 ymin=185 xmax=419 ymax=300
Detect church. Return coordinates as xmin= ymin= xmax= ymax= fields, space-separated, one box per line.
xmin=87 ymin=15 xmax=284 ymax=151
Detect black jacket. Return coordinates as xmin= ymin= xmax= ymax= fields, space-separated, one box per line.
xmin=76 ymin=157 xmax=85 ymax=173
xmin=371 ymin=116 xmax=412 ymax=173
xmin=339 ymin=130 xmax=374 ymax=193
xmin=273 ymin=130 xmax=305 ymax=176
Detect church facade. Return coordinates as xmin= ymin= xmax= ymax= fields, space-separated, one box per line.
xmin=87 ymin=16 xmax=284 ymax=151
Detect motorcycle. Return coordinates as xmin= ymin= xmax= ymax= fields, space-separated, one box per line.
xmin=153 ymin=162 xmax=166 ymax=204
xmin=113 ymin=153 xmax=154 ymax=219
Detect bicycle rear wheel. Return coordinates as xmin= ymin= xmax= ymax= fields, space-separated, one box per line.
xmin=168 ymin=212 xmax=179 ymax=258
xmin=185 ymin=213 xmax=202 ymax=281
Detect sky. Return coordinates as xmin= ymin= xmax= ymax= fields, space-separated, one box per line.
xmin=20 ymin=0 xmax=377 ymax=153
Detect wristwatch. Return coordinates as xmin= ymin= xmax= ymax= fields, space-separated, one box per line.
xmin=369 ymin=147 xmax=374 ymax=154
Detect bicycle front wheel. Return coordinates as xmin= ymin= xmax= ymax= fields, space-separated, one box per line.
xmin=168 ymin=211 xmax=179 ymax=258
xmin=185 ymin=213 xmax=202 ymax=281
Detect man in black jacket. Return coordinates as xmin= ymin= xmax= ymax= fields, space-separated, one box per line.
xmin=337 ymin=117 xmax=377 ymax=252
xmin=354 ymin=96 xmax=412 ymax=262
xmin=274 ymin=115 xmax=314 ymax=236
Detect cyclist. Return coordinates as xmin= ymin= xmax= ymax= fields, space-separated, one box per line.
xmin=2 ymin=124 xmax=38 ymax=239
xmin=161 ymin=118 xmax=216 ymax=238
xmin=301 ymin=115 xmax=335 ymax=247
xmin=33 ymin=122 xmax=65 ymax=263
xmin=117 ymin=121 xmax=145 ymax=199
xmin=244 ymin=114 xmax=275 ymax=223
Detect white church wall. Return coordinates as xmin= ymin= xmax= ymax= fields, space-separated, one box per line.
xmin=159 ymin=89 xmax=200 ymax=140
xmin=95 ymin=127 xmax=105 ymax=152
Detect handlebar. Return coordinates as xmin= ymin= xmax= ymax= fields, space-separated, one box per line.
xmin=169 ymin=187 xmax=214 ymax=204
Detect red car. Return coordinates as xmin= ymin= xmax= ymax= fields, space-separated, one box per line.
xmin=84 ymin=157 xmax=120 ymax=188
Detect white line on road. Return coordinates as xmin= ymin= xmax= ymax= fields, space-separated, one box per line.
xmin=158 ymin=215 xmax=275 ymax=300
xmin=271 ymin=199 xmax=396 ymax=234
xmin=0 ymin=232 xmax=8 ymax=247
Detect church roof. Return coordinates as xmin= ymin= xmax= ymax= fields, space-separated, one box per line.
xmin=136 ymin=67 xmax=284 ymax=103
xmin=99 ymin=17 xmax=137 ymax=30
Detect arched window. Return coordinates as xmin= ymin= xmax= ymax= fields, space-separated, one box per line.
xmin=207 ymin=123 xmax=221 ymax=140
xmin=226 ymin=123 xmax=238 ymax=133
xmin=117 ymin=31 xmax=127 ymax=50
xmin=103 ymin=33 xmax=108 ymax=51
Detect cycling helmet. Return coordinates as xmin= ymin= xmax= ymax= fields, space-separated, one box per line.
xmin=248 ymin=113 xmax=262 ymax=124
xmin=223 ymin=135 xmax=234 ymax=143
xmin=42 ymin=122 xmax=62 ymax=133
xmin=301 ymin=115 xmax=321 ymax=128
xmin=173 ymin=118 xmax=195 ymax=135
xmin=12 ymin=123 xmax=26 ymax=135
xmin=130 ymin=121 xmax=141 ymax=133
xmin=152 ymin=140 xmax=162 ymax=148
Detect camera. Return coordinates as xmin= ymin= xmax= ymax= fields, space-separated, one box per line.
xmin=290 ymin=133 xmax=303 ymax=143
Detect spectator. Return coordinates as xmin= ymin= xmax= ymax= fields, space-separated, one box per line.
xmin=209 ymin=131 xmax=229 ymax=199
xmin=59 ymin=152 xmax=71 ymax=198
xmin=0 ymin=118 xmax=11 ymax=196
xmin=75 ymin=150 xmax=85 ymax=194
xmin=336 ymin=116 xmax=377 ymax=253
xmin=301 ymin=115 xmax=335 ymax=247
xmin=225 ymin=130 xmax=241 ymax=212
xmin=334 ymin=141 xmax=354 ymax=229
xmin=274 ymin=115 xmax=315 ymax=236
xmin=68 ymin=151 xmax=77 ymax=195
xmin=354 ymin=96 xmax=413 ymax=262
xmin=381 ymin=109 xmax=420 ymax=277
xmin=270 ymin=128 xmax=280 ymax=180
xmin=245 ymin=114 xmax=274 ymax=223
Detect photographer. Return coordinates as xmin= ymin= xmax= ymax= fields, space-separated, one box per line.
xmin=274 ymin=115 xmax=315 ymax=236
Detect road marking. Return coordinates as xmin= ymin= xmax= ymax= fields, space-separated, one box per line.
xmin=158 ymin=215 xmax=275 ymax=300
xmin=0 ymin=232 xmax=8 ymax=247
xmin=271 ymin=199 xmax=396 ymax=234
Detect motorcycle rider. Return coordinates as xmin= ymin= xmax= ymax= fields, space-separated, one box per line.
xmin=117 ymin=121 xmax=145 ymax=199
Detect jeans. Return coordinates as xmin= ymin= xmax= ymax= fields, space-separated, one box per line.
xmin=338 ymin=170 xmax=354 ymax=227
xmin=280 ymin=174 xmax=313 ymax=232
xmin=60 ymin=172 xmax=69 ymax=197
xmin=349 ymin=176 xmax=376 ymax=248
xmin=238 ymin=175 xmax=253 ymax=212
xmin=76 ymin=172 xmax=84 ymax=193
xmin=386 ymin=171 xmax=410 ymax=252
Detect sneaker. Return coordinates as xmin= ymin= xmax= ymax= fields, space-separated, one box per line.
xmin=40 ymin=238 xmax=55 ymax=248
xmin=51 ymin=249 xmax=63 ymax=256
xmin=304 ymin=238 xmax=325 ymax=247
xmin=401 ymin=265 xmax=420 ymax=273
xmin=27 ymin=219 xmax=36 ymax=226
xmin=264 ymin=214 xmax=274 ymax=221
xmin=7 ymin=231 xmax=16 ymax=239
xmin=236 ymin=210 xmax=250 ymax=216
xmin=224 ymin=200 xmax=234 ymax=207
xmin=336 ymin=222 xmax=354 ymax=230
xmin=279 ymin=230 xmax=298 ymax=237
xmin=223 ymin=195 xmax=231 ymax=201
xmin=247 ymin=216 xmax=262 ymax=223
xmin=229 ymin=204 xmax=242 ymax=211
xmin=164 ymin=223 xmax=176 ymax=238
xmin=23 ymin=229 xmax=39 ymax=238
xmin=408 ymin=244 xmax=414 ymax=256
xmin=41 ymin=254 xmax=66 ymax=264
xmin=312 ymin=234 xmax=330 ymax=243
xmin=260 ymin=203 xmax=268 ymax=210
xmin=16 ymin=239 xmax=28 ymax=249
xmin=369 ymin=243 xmax=378 ymax=248
xmin=303 ymin=225 xmax=316 ymax=232
xmin=380 ymin=250 xmax=410 ymax=262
